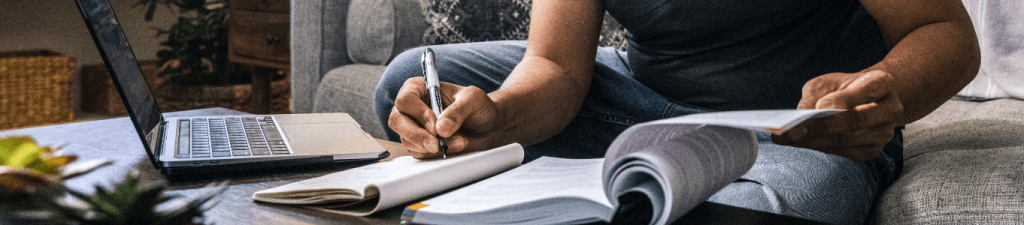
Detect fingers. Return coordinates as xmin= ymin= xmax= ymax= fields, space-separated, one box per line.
xmin=778 ymin=70 xmax=902 ymax=161
xmin=391 ymin=77 xmax=442 ymax=156
xmin=815 ymin=71 xmax=894 ymax=110
xmin=389 ymin=78 xmax=498 ymax=159
xmin=798 ymin=76 xmax=837 ymax=110
xmin=392 ymin=107 xmax=439 ymax=155
xmin=393 ymin=78 xmax=436 ymax=129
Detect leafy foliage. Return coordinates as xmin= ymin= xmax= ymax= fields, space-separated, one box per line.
xmin=0 ymin=137 xmax=74 ymax=195
xmin=34 ymin=171 xmax=228 ymax=225
xmin=138 ymin=0 xmax=245 ymax=86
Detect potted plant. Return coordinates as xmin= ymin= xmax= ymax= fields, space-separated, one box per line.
xmin=80 ymin=0 xmax=291 ymax=116
xmin=135 ymin=0 xmax=292 ymax=114
xmin=0 ymin=137 xmax=227 ymax=224
xmin=138 ymin=0 xmax=244 ymax=86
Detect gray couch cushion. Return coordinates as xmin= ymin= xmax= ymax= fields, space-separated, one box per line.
xmin=871 ymin=98 xmax=1024 ymax=224
xmin=313 ymin=64 xmax=389 ymax=139
xmin=346 ymin=0 xmax=426 ymax=65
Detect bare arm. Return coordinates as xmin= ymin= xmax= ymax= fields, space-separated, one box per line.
xmin=861 ymin=0 xmax=981 ymax=124
xmin=774 ymin=0 xmax=980 ymax=161
xmin=389 ymin=0 xmax=605 ymax=157
xmin=481 ymin=0 xmax=606 ymax=148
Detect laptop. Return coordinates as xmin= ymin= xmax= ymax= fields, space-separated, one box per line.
xmin=75 ymin=0 xmax=389 ymax=175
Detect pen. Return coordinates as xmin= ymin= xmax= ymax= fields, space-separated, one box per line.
xmin=422 ymin=48 xmax=448 ymax=159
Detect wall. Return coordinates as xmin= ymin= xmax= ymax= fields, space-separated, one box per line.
xmin=0 ymin=0 xmax=179 ymax=66
xmin=0 ymin=0 xmax=180 ymax=118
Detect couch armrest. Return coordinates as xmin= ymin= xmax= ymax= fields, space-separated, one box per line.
xmin=291 ymin=0 xmax=354 ymax=113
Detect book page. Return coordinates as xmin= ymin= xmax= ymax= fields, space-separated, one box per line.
xmin=253 ymin=143 xmax=524 ymax=216
xmin=415 ymin=157 xmax=610 ymax=214
xmin=652 ymin=109 xmax=842 ymax=132
xmin=603 ymin=109 xmax=835 ymax=224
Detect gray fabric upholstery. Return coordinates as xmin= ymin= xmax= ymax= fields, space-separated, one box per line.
xmin=291 ymin=0 xmax=421 ymax=113
xmin=291 ymin=0 xmax=355 ymax=113
xmin=321 ymin=0 xmax=354 ymax=78
xmin=291 ymin=0 xmax=328 ymax=113
xmin=313 ymin=64 xmax=388 ymax=139
xmin=872 ymin=98 xmax=1024 ymax=224
xmin=346 ymin=0 xmax=427 ymax=65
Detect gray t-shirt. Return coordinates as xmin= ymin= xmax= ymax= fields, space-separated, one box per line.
xmin=602 ymin=0 xmax=889 ymax=111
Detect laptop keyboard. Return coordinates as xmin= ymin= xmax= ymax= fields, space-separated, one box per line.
xmin=177 ymin=116 xmax=290 ymax=158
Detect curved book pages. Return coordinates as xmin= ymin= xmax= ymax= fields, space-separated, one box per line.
xmin=252 ymin=143 xmax=524 ymax=216
xmin=401 ymin=109 xmax=840 ymax=225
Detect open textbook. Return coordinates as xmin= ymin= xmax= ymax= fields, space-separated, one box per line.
xmin=253 ymin=109 xmax=839 ymax=222
xmin=401 ymin=109 xmax=841 ymax=224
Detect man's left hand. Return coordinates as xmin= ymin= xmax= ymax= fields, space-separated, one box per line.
xmin=771 ymin=70 xmax=904 ymax=161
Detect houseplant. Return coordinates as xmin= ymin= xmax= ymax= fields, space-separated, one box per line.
xmin=117 ymin=0 xmax=291 ymax=114
xmin=138 ymin=0 xmax=245 ymax=86
xmin=0 ymin=137 xmax=227 ymax=224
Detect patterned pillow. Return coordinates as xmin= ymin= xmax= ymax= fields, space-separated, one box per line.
xmin=421 ymin=0 xmax=628 ymax=51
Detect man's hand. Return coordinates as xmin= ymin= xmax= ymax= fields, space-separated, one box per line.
xmin=771 ymin=70 xmax=904 ymax=161
xmin=389 ymin=77 xmax=499 ymax=158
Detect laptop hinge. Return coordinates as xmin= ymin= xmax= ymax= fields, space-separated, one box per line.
xmin=147 ymin=120 xmax=166 ymax=169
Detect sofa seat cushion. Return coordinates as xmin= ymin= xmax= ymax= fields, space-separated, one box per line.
xmin=871 ymin=98 xmax=1024 ymax=224
xmin=313 ymin=64 xmax=389 ymax=139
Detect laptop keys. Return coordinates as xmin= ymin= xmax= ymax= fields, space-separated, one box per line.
xmin=251 ymin=147 xmax=271 ymax=155
xmin=184 ymin=116 xmax=290 ymax=158
xmin=190 ymin=118 xmax=211 ymax=158
xmin=260 ymin=118 xmax=290 ymax=155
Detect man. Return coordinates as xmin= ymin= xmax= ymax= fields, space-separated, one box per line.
xmin=374 ymin=0 xmax=979 ymax=224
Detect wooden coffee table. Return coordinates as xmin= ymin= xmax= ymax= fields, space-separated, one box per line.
xmin=0 ymin=108 xmax=826 ymax=224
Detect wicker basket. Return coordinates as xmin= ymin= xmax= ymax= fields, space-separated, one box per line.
xmin=0 ymin=50 xmax=76 ymax=130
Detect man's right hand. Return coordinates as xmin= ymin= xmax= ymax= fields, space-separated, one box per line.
xmin=389 ymin=77 xmax=499 ymax=158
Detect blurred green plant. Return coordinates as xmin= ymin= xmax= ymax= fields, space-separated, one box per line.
xmin=0 ymin=137 xmax=110 ymax=196
xmin=36 ymin=171 xmax=228 ymax=225
xmin=137 ymin=0 xmax=246 ymax=86
xmin=0 ymin=137 xmax=227 ymax=224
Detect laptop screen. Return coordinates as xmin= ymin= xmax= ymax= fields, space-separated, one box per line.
xmin=76 ymin=0 xmax=165 ymax=168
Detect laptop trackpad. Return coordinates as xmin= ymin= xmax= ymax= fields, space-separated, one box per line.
xmin=281 ymin=123 xmax=381 ymax=155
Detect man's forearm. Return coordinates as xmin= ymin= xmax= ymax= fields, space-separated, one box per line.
xmin=480 ymin=0 xmax=604 ymax=149
xmin=866 ymin=19 xmax=980 ymax=125
xmin=486 ymin=55 xmax=593 ymax=148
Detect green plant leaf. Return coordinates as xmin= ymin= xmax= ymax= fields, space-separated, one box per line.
xmin=90 ymin=185 xmax=123 ymax=218
xmin=0 ymin=137 xmax=32 ymax=162
xmin=125 ymin=184 xmax=166 ymax=224
xmin=6 ymin=141 xmax=44 ymax=168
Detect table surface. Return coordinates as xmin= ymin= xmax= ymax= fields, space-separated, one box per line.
xmin=0 ymin=108 xmax=826 ymax=225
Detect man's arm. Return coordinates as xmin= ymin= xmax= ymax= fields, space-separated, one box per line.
xmin=773 ymin=0 xmax=980 ymax=161
xmin=861 ymin=0 xmax=981 ymax=124
xmin=481 ymin=0 xmax=606 ymax=148
xmin=389 ymin=0 xmax=605 ymax=157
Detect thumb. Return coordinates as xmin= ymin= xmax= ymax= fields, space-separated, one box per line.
xmin=798 ymin=75 xmax=841 ymax=110
xmin=814 ymin=71 xmax=894 ymax=110
xmin=435 ymin=85 xmax=489 ymax=137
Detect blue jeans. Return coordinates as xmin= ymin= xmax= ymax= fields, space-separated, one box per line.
xmin=374 ymin=41 xmax=901 ymax=225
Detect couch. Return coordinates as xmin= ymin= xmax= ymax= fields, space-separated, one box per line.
xmin=290 ymin=0 xmax=1024 ymax=223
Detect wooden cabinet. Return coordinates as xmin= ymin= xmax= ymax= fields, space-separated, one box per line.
xmin=228 ymin=0 xmax=289 ymax=113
